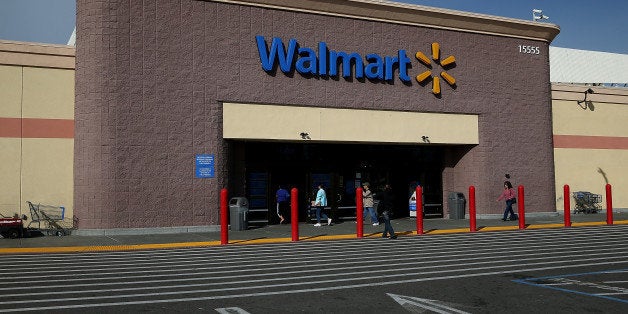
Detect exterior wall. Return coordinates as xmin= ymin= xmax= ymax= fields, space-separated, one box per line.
xmin=0 ymin=41 xmax=75 ymax=220
xmin=75 ymin=0 xmax=558 ymax=229
xmin=552 ymin=84 xmax=628 ymax=211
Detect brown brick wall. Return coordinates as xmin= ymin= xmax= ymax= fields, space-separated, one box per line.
xmin=75 ymin=0 xmax=555 ymax=228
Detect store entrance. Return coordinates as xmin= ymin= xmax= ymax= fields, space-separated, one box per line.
xmin=232 ymin=142 xmax=444 ymax=225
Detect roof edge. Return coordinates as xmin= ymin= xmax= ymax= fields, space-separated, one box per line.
xmin=0 ymin=40 xmax=75 ymax=69
xmin=552 ymin=83 xmax=628 ymax=105
xmin=0 ymin=40 xmax=75 ymax=57
xmin=211 ymin=0 xmax=560 ymax=42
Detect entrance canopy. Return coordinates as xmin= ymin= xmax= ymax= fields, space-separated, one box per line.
xmin=223 ymin=103 xmax=479 ymax=145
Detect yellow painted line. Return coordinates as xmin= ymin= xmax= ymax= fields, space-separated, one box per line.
xmin=230 ymin=237 xmax=291 ymax=245
xmin=526 ymin=223 xmax=565 ymax=229
xmin=427 ymin=228 xmax=470 ymax=234
xmin=479 ymin=226 xmax=520 ymax=232
xmin=302 ymin=234 xmax=359 ymax=241
xmin=1 ymin=220 xmax=626 ymax=254
xmin=572 ymin=221 xmax=608 ymax=227
xmin=0 ymin=241 xmax=222 ymax=254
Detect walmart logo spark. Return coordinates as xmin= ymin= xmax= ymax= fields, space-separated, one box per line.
xmin=414 ymin=43 xmax=456 ymax=95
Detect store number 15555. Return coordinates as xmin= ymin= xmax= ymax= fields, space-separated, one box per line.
xmin=518 ymin=45 xmax=540 ymax=54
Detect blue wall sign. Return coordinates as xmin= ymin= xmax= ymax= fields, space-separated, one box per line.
xmin=256 ymin=35 xmax=411 ymax=82
xmin=195 ymin=154 xmax=215 ymax=178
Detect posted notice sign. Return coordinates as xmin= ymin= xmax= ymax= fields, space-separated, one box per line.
xmin=195 ymin=154 xmax=215 ymax=178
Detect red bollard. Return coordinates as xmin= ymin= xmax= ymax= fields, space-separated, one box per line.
xmin=291 ymin=187 xmax=299 ymax=241
xmin=469 ymin=186 xmax=476 ymax=232
xmin=517 ymin=185 xmax=525 ymax=230
xmin=220 ymin=188 xmax=228 ymax=245
xmin=416 ymin=186 xmax=424 ymax=235
xmin=356 ymin=187 xmax=364 ymax=238
xmin=564 ymin=185 xmax=571 ymax=227
xmin=606 ymin=184 xmax=613 ymax=225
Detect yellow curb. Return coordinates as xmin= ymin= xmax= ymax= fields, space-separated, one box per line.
xmin=526 ymin=223 xmax=565 ymax=229
xmin=479 ymin=226 xmax=520 ymax=232
xmin=302 ymin=234 xmax=359 ymax=241
xmin=0 ymin=241 xmax=223 ymax=254
xmin=1 ymin=220 xmax=626 ymax=254
xmin=427 ymin=228 xmax=470 ymax=234
xmin=572 ymin=221 xmax=609 ymax=227
xmin=229 ymin=237 xmax=292 ymax=245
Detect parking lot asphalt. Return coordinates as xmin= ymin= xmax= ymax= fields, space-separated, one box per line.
xmin=1 ymin=212 xmax=627 ymax=254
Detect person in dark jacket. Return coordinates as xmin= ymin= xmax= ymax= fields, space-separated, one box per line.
xmin=377 ymin=184 xmax=397 ymax=239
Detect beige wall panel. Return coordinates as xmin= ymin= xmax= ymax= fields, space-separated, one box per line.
xmin=21 ymin=67 xmax=74 ymax=119
xmin=553 ymin=148 xmax=627 ymax=211
xmin=20 ymin=138 xmax=74 ymax=219
xmin=0 ymin=139 xmax=22 ymax=216
xmin=552 ymin=100 xmax=628 ymax=137
xmin=320 ymin=109 xmax=478 ymax=144
xmin=223 ymin=103 xmax=321 ymax=141
xmin=0 ymin=65 xmax=22 ymax=117
xmin=224 ymin=103 xmax=479 ymax=144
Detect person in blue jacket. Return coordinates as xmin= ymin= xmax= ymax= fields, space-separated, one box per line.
xmin=275 ymin=185 xmax=290 ymax=224
xmin=313 ymin=184 xmax=332 ymax=227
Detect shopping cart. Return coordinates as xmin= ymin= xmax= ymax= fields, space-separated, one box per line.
xmin=572 ymin=191 xmax=602 ymax=214
xmin=26 ymin=201 xmax=74 ymax=236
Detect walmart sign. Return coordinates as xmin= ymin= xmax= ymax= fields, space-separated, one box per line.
xmin=256 ymin=35 xmax=412 ymax=82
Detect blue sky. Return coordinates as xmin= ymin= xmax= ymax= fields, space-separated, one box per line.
xmin=398 ymin=0 xmax=628 ymax=54
xmin=0 ymin=0 xmax=75 ymax=45
xmin=0 ymin=0 xmax=626 ymax=54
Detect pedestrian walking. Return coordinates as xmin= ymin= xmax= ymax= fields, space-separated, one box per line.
xmin=361 ymin=182 xmax=379 ymax=226
xmin=313 ymin=184 xmax=332 ymax=227
xmin=378 ymin=184 xmax=397 ymax=239
xmin=496 ymin=181 xmax=517 ymax=221
xmin=275 ymin=185 xmax=290 ymax=224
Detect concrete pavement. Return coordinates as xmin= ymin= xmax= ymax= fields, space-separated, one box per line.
xmin=1 ymin=212 xmax=627 ymax=254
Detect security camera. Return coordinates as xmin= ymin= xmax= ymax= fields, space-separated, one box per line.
xmin=586 ymin=88 xmax=594 ymax=94
xmin=532 ymin=9 xmax=549 ymax=21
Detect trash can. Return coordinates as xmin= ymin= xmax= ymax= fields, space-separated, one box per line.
xmin=229 ymin=197 xmax=249 ymax=231
xmin=447 ymin=192 xmax=466 ymax=219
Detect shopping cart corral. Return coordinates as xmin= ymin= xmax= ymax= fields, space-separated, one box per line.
xmin=26 ymin=201 xmax=75 ymax=236
xmin=572 ymin=191 xmax=602 ymax=214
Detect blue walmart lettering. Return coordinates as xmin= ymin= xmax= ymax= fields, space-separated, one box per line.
xmin=256 ymin=36 xmax=411 ymax=82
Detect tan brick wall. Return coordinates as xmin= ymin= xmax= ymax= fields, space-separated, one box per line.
xmin=0 ymin=42 xmax=75 ymax=221
xmin=552 ymin=85 xmax=628 ymax=211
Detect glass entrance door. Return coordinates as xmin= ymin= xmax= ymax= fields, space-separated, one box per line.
xmin=238 ymin=142 xmax=444 ymax=224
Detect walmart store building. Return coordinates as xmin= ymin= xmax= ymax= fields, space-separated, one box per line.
xmin=2 ymin=0 xmax=626 ymax=234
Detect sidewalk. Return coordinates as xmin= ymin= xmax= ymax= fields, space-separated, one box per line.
xmin=1 ymin=212 xmax=627 ymax=254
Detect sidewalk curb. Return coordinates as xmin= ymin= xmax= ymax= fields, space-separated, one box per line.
xmin=1 ymin=220 xmax=626 ymax=255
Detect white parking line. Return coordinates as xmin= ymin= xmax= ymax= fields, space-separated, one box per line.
xmin=388 ymin=293 xmax=470 ymax=314
xmin=3 ymin=260 xmax=627 ymax=312
xmin=215 ymin=307 xmax=250 ymax=314
xmin=514 ymin=269 xmax=628 ymax=303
